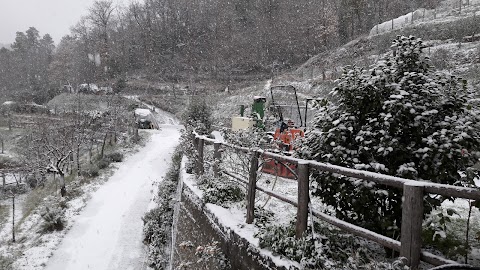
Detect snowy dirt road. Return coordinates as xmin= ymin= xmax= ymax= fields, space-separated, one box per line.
xmin=44 ymin=125 xmax=181 ymax=270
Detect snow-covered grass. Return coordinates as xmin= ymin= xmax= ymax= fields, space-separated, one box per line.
xmin=180 ymin=165 xmax=302 ymax=269
xmin=0 ymin=205 xmax=8 ymax=229
xmin=423 ymin=199 xmax=480 ymax=265
xmin=0 ymin=129 xmax=152 ymax=270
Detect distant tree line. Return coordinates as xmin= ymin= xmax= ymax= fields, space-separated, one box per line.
xmin=0 ymin=27 xmax=54 ymax=104
xmin=0 ymin=0 xmax=437 ymax=104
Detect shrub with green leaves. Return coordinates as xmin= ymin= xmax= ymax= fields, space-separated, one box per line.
xmin=180 ymin=98 xmax=214 ymax=173
xmin=299 ymin=35 xmax=480 ymax=238
xmin=106 ymin=152 xmax=124 ymax=162
xmin=39 ymin=205 xmax=65 ymax=232
xmin=97 ymin=158 xmax=111 ymax=169
xmin=199 ymin=175 xmax=245 ymax=207
xmin=80 ymin=165 xmax=100 ymax=178
xmin=256 ymin=221 xmax=407 ymax=270
xmin=142 ymin=147 xmax=182 ymax=269
xmin=0 ymin=255 xmax=14 ymax=270
xmin=181 ymin=98 xmax=213 ymax=135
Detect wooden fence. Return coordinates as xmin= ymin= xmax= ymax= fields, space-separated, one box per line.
xmin=192 ymin=134 xmax=480 ymax=269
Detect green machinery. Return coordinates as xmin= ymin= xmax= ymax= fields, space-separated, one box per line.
xmin=232 ymin=96 xmax=266 ymax=131
xmin=251 ymin=96 xmax=266 ymax=129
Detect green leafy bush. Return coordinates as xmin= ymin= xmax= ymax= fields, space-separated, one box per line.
xmin=181 ymin=98 xmax=213 ymax=135
xmin=256 ymin=221 xmax=406 ymax=270
xmin=97 ymin=158 xmax=111 ymax=169
xmin=80 ymin=166 xmax=100 ymax=178
xmin=256 ymin=222 xmax=384 ymax=269
xmin=180 ymin=98 xmax=213 ymax=174
xmin=199 ymin=175 xmax=245 ymax=207
xmin=300 ymin=35 xmax=480 ymax=238
xmin=430 ymin=48 xmax=452 ymax=70
xmin=39 ymin=206 xmax=65 ymax=232
xmin=143 ymin=147 xmax=182 ymax=269
xmin=0 ymin=255 xmax=14 ymax=270
xmin=106 ymin=152 xmax=124 ymax=162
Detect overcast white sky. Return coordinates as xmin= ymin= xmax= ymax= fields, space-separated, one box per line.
xmin=0 ymin=0 xmax=133 ymax=45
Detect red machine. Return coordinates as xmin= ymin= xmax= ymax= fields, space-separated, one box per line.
xmin=261 ymin=85 xmax=308 ymax=179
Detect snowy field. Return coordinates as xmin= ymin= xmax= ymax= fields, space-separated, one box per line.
xmin=0 ymin=101 xmax=181 ymax=270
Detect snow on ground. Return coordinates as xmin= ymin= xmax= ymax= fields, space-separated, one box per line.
xmin=180 ymin=162 xmax=301 ymax=269
xmin=370 ymin=0 xmax=480 ymax=36
xmin=41 ymin=126 xmax=181 ymax=270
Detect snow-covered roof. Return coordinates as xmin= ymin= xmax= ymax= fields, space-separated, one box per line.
xmin=135 ymin=108 xmax=152 ymax=117
xmin=210 ymin=131 xmax=225 ymax=143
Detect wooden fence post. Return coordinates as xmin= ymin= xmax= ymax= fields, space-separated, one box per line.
xmin=296 ymin=161 xmax=310 ymax=238
xmin=213 ymin=142 xmax=221 ymax=178
xmin=246 ymin=150 xmax=260 ymax=224
xmin=400 ymin=182 xmax=424 ymax=269
xmin=196 ymin=138 xmax=204 ymax=175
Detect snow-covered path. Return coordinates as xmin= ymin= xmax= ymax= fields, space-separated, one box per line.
xmin=44 ymin=125 xmax=181 ymax=270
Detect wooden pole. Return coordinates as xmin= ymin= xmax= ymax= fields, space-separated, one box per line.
xmin=296 ymin=161 xmax=310 ymax=238
xmin=11 ymin=193 xmax=15 ymax=242
xmin=400 ymin=182 xmax=424 ymax=269
xmin=246 ymin=151 xmax=260 ymax=224
xmin=196 ymin=138 xmax=204 ymax=175
xmin=213 ymin=142 xmax=221 ymax=178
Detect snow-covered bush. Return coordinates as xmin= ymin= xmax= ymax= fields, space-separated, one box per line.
xmin=181 ymin=98 xmax=213 ymax=135
xmin=199 ymin=175 xmax=245 ymax=207
xmin=105 ymin=152 xmax=123 ymax=162
xmin=180 ymin=98 xmax=213 ymax=173
xmin=0 ymin=255 xmax=14 ymax=270
xmin=39 ymin=205 xmax=65 ymax=232
xmin=177 ymin=241 xmax=231 ymax=270
xmin=143 ymin=146 xmax=182 ymax=270
xmin=430 ymin=48 xmax=452 ymax=70
xmin=300 ymin=35 xmax=480 ymax=238
xmin=80 ymin=165 xmax=100 ymax=178
xmin=256 ymin=220 xmax=408 ymax=270
xmin=97 ymin=158 xmax=111 ymax=169
xmin=193 ymin=241 xmax=230 ymax=269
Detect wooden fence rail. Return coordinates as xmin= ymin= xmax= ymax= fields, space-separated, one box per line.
xmin=192 ymin=134 xmax=478 ymax=269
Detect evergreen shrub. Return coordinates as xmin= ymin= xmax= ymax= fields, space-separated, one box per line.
xmin=300 ymin=35 xmax=480 ymax=238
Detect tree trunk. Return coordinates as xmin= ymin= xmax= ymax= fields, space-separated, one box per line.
xmin=11 ymin=194 xmax=15 ymax=242
xmin=59 ymin=172 xmax=67 ymax=197
xmin=89 ymin=139 xmax=93 ymax=164
xmin=77 ymin=143 xmax=81 ymax=176
xmin=101 ymin=132 xmax=108 ymax=158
